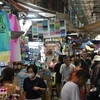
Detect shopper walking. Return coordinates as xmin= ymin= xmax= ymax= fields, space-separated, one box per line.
xmin=61 ymin=69 xmax=90 ymax=100
xmin=67 ymin=58 xmax=82 ymax=81
xmin=54 ymin=55 xmax=63 ymax=97
xmin=70 ymin=55 xmax=75 ymax=65
xmin=80 ymin=51 xmax=91 ymax=92
xmin=80 ymin=51 xmax=91 ymax=72
xmin=0 ymin=67 xmax=25 ymax=100
xmin=60 ymin=56 xmax=75 ymax=86
xmin=67 ymin=58 xmax=86 ymax=100
xmin=23 ymin=64 xmax=46 ymax=100
xmin=91 ymin=55 xmax=100 ymax=87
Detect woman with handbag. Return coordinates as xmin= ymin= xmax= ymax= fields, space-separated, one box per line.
xmin=23 ymin=64 xmax=46 ymax=100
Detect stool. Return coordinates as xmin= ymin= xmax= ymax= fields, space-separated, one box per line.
xmin=51 ymin=85 xmax=58 ymax=99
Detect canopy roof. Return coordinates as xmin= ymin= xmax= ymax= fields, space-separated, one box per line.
xmin=80 ymin=21 xmax=100 ymax=32
xmin=70 ymin=0 xmax=100 ymax=25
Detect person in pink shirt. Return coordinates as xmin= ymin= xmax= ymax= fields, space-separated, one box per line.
xmin=49 ymin=59 xmax=57 ymax=70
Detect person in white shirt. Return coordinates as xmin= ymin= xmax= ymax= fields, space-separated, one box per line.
xmin=61 ymin=69 xmax=90 ymax=100
xmin=60 ymin=56 xmax=75 ymax=85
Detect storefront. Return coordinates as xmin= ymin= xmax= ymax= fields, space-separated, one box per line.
xmin=0 ymin=1 xmax=67 ymax=100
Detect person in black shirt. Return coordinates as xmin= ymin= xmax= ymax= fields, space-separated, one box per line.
xmin=23 ymin=64 xmax=46 ymax=100
xmin=91 ymin=55 xmax=100 ymax=87
xmin=54 ymin=55 xmax=63 ymax=97
xmin=80 ymin=51 xmax=91 ymax=92
xmin=80 ymin=51 xmax=91 ymax=72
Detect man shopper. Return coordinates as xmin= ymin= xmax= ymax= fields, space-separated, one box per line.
xmin=61 ymin=69 xmax=90 ymax=100
xmin=60 ymin=56 xmax=75 ymax=86
xmin=91 ymin=55 xmax=100 ymax=87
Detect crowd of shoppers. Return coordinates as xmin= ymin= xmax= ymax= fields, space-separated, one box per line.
xmin=0 ymin=50 xmax=100 ymax=100
xmin=54 ymin=50 xmax=100 ymax=100
xmin=0 ymin=64 xmax=46 ymax=100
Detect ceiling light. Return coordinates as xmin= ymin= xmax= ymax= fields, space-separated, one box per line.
xmin=0 ymin=1 xmax=3 ymax=5
xmin=39 ymin=13 xmax=56 ymax=17
xmin=31 ymin=19 xmax=47 ymax=21
xmin=27 ymin=14 xmax=36 ymax=18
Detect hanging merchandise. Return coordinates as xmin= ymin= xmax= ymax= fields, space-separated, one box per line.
xmin=8 ymin=14 xmax=20 ymax=31
xmin=20 ymin=37 xmax=30 ymax=63
xmin=0 ymin=51 xmax=10 ymax=62
xmin=0 ymin=10 xmax=11 ymax=52
xmin=8 ymin=13 xmax=22 ymax=62
xmin=11 ymin=38 xmax=21 ymax=62
xmin=11 ymin=31 xmax=24 ymax=39
xmin=0 ymin=10 xmax=11 ymax=62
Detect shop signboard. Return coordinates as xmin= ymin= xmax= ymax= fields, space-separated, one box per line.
xmin=49 ymin=22 xmax=55 ymax=35
xmin=55 ymin=21 xmax=60 ymax=34
xmin=43 ymin=20 xmax=48 ymax=32
xmin=49 ymin=20 xmax=66 ymax=38
xmin=32 ymin=20 xmax=48 ymax=34
xmin=32 ymin=20 xmax=66 ymax=38
xmin=32 ymin=22 xmax=38 ymax=35
xmin=60 ymin=20 xmax=66 ymax=37
xmin=37 ymin=21 xmax=43 ymax=33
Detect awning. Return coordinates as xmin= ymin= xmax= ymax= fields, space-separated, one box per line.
xmin=94 ymin=35 xmax=100 ymax=40
xmin=17 ymin=0 xmax=55 ymax=14
xmin=80 ymin=21 xmax=100 ymax=32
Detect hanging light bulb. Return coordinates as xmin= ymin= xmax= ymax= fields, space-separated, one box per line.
xmin=0 ymin=1 xmax=3 ymax=5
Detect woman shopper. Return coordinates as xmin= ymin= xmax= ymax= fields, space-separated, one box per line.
xmin=23 ymin=64 xmax=46 ymax=100
xmin=54 ymin=55 xmax=64 ymax=97
xmin=0 ymin=67 xmax=25 ymax=100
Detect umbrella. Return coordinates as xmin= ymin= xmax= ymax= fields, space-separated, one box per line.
xmin=85 ymin=45 xmax=94 ymax=51
xmin=85 ymin=41 xmax=93 ymax=45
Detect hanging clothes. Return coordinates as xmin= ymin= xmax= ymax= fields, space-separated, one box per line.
xmin=0 ymin=10 xmax=11 ymax=52
xmin=8 ymin=14 xmax=19 ymax=31
xmin=8 ymin=14 xmax=21 ymax=62
xmin=11 ymin=39 xmax=21 ymax=62
xmin=0 ymin=51 xmax=10 ymax=62
xmin=0 ymin=10 xmax=11 ymax=62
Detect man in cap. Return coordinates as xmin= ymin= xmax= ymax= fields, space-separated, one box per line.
xmin=91 ymin=55 xmax=100 ymax=87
